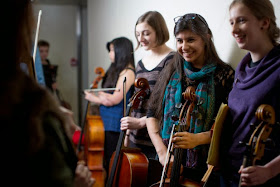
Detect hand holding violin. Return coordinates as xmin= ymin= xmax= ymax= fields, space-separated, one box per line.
xmin=172 ymin=131 xmax=211 ymax=149
xmin=239 ymin=165 xmax=271 ymax=186
xmin=239 ymin=156 xmax=280 ymax=186
xmin=172 ymin=131 xmax=199 ymax=149
xmin=238 ymin=104 xmax=279 ymax=187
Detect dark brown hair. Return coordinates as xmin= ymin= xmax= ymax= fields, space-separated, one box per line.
xmin=149 ymin=13 xmax=228 ymax=124
xmin=38 ymin=40 xmax=50 ymax=48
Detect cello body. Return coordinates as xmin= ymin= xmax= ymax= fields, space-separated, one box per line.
xmin=109 ymin=148 xmax=149 ymax=187
xmin=84 ymin=113 xmax=105 ymax=187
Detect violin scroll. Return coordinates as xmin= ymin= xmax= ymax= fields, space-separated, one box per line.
xmin=253 ymin=104 xmax=275 ymax=163
xmin=255 ymin=104 xmax=275 ymax=124
xmin=182 ymin=86 xmax=196 ymax=101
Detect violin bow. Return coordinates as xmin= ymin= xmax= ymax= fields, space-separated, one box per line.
xmin=123 ymin=77 xmax=127 ymax=117
xmin=32 ymin=9 xmax=42 ymax=81
xmin=106 ymin=77 xmax=127 ymax=187
xmin=84 ymin=88 xmax=120 ymax=92
xmin=159 ymin=123 xmax=176 ymax=187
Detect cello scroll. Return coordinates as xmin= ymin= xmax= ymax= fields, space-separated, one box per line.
xmin=91 ymin=67 xmax=105 ymax=89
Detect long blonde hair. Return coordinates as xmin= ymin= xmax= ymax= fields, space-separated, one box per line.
xmin=230 ymin=0 xmax=280 ymax=45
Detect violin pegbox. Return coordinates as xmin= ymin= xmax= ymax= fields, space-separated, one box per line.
xmin=253 ymin=104 xmax=275 ymax=163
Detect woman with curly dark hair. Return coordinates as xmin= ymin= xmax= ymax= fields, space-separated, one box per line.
xmin=146 ymin=13 xmax=235 ymax=186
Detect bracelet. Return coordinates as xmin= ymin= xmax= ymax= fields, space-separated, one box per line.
xmin=125 ymin=134 xmax=130 ymax=136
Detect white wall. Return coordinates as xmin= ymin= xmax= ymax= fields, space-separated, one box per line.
xmin=32 ymin=0 xmax=280 ymax=123
xmin=34 ymin=5 xmax=79 ymax=122
xmin=87 ymin=0 xmax=280 ymax=83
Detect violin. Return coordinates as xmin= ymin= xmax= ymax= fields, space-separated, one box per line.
xmin=238 ymin=104 xmax=275 ymax=187
xmin=151 ymin=86 xmax=200 ymax=187
xmin=106 ymin=78 xmax=150 ymax=187
xmin=76 ymin=67 xmax=106 ymax=187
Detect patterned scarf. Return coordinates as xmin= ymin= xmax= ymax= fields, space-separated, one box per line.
xmin=162 ymin=60 xmax=216 ymax=142
xmin=162 ymin=60 xmax=216 ymax=168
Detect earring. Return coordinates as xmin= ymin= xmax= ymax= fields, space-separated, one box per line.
xmin=261 ymin=27 xmax=264 ymax=30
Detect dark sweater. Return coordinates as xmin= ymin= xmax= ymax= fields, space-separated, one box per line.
xmin=129 ymin=51 xmax=176 ymax=147
xmin=221 ymin=45 xmax=280 ymax=185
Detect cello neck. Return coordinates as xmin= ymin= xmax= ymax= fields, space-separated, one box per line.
xmin=106 ymin=93 xmax=134 ymax=187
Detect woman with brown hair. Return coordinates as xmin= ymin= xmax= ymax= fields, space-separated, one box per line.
xmin=120 ymin=11 xmax=176 ymax=159
xmin=146 ymin=13 xmax=235 ymax=185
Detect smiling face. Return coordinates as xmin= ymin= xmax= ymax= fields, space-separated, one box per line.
xmin=176 ymin=30 xmax=206 ymax=68
xmin=135 ymin=22 xmax=157 ymax=51
xmin=229 ymin=3 xmax=264 ymax=51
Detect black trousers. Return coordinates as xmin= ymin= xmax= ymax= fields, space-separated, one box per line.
xmin=103 ymin=131 xmax=120 ymax=177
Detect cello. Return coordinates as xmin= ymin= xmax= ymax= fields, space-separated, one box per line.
xmin=106 ymin=78 xmax=150 ymax=187
xmin=77 ymin=67 xmax=106 ymax=187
